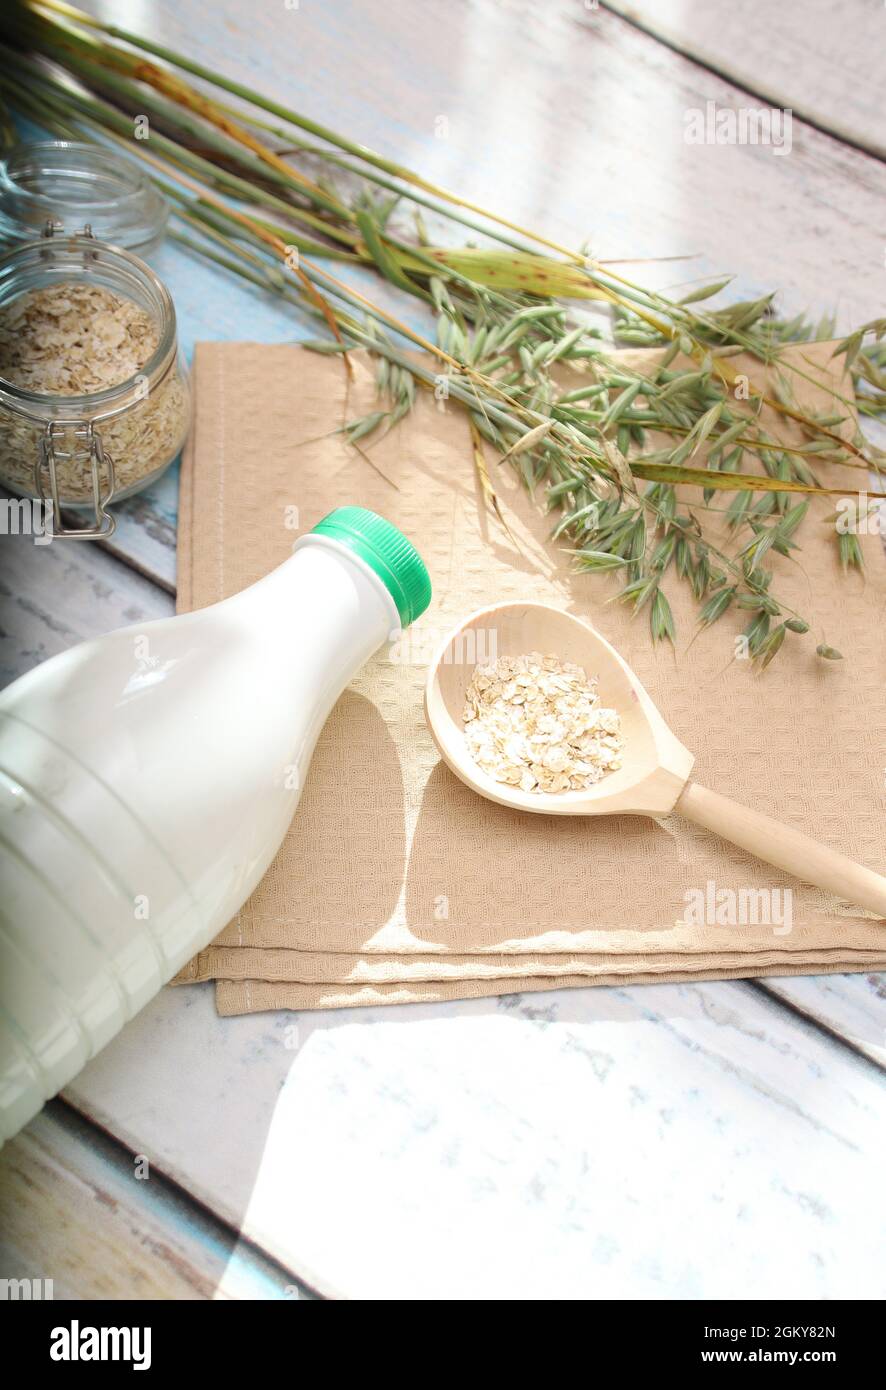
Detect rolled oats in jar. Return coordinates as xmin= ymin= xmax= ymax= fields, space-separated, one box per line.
xmin=0 ymin=141 xmax=190 ymax=538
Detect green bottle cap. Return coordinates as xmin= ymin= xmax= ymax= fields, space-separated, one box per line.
xmin=310 ymin=507 xmax=432 ymax=628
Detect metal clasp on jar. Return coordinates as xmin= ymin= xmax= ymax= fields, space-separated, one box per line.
xmin=32 ymin=221 xmax=116 ymax=537
xmin=35 ymin=420 xmax=117 ymax=540
xmin=41 ymin=218 xmax=97 ymax=244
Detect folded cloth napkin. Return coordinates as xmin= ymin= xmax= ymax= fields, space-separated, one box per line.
xmin=174 ymin=342 xmax=886 ymax=1015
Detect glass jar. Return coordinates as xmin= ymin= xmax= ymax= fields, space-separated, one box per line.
xmin=0 ymin=141 xmax=190 ymax=538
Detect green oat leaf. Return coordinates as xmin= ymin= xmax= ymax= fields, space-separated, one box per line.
xmin=629 ymin=462 xmax=881 ymax=497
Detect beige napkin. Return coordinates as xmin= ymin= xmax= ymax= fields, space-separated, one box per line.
xmin=174 ymin=342 xmax=886 ymax=1015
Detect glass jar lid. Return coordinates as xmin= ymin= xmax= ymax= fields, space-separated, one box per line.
xmin=0 ymin=140 xmax=168 ymax=255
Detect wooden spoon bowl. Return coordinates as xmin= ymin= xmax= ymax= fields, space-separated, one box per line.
xmin=425 ymin=601 xmax=693 ymax=817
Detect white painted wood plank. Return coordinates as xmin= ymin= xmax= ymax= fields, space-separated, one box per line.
xmin=758 ymin=974 xmax=885 ymax=1067
xmin=66 ymin=0 xmax=883 ymax=315
xmin=64 ymin=976 xmax=886 ymax=1299
xmin=0 ymin=1101 xmax=311 ymax=1299
xmin=0 ymin=490 xmax=173 ymax=686
xmin=601 ymin=0 xmax=886 ymax=157
xmin=95 ymin=462 xmax=179 ymax=594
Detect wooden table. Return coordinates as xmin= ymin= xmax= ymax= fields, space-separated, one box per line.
xmin=1 ymin=0 xmax=884 ymax=1300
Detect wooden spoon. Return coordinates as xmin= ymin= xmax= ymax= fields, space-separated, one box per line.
xmin=424 ymin=601 xmax=886 ymax=918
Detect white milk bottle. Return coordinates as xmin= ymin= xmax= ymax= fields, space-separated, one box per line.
xmin=0 ymin=506 xmax=431 ymax=1141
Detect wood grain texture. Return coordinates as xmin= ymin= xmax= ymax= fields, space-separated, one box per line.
xmin=64 ymin=977 xmax=886 ymax=1299
xmin=94 ymin=463 xmax=179 ymax=594
xmin=601 ymin=0 xmax=886 ymax=158
xmin=0 ymin=489 xmax=172 ymax=686
xmin=0 ymin=1102 xmax=312 ymax=1299
xmin=757 ymin=974 xmax=886 ymax=1067
xmin=2 ymin=0 xmax=883 ymax=1298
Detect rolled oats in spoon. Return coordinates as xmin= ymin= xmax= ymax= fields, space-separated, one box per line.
xmin=462 ymin=651 xmax=624 ymax=794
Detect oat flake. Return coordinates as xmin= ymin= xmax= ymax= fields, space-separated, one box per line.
xmin=463 ymin=651 xmax=624 ymax=793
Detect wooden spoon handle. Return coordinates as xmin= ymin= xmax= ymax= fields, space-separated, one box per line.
xmin=675 ymin=781 xmax=886 ymax=919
